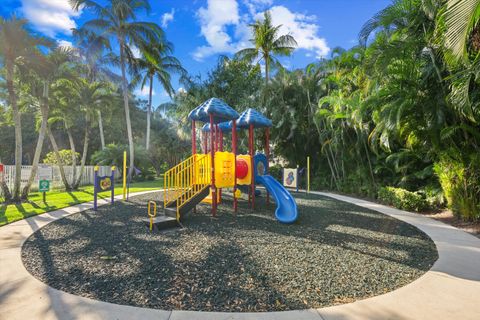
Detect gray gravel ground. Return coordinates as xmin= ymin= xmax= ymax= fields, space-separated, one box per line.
xmin=21 ymin=191 xmax=438 ymax=312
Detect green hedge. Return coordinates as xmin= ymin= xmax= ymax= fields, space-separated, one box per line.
xmin=378 ymin=187 xmax=428 ymax=212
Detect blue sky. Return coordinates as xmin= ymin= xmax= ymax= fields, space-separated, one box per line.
xmin=1 ymin=0 xmax=391 ymax=107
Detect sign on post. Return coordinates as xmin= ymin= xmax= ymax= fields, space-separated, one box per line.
xmin=39 ymin=180 xmax=50 ymax=192
xmin=37 ymin=165 xmax=52 ymax=202
xmin=283 ymin=168 xmax=298 ymax=189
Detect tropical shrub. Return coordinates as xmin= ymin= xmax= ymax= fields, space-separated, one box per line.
xmin=43 ymin=150 xmax=80 ymax=166
xmin=92 ymin=143 xmax=156 ymax=181
xmin=378 ymin=187 xmax=428 ymax=212
xmin=268 ymin=164 xmax=282 ymax=181
xmin=434 ymin=153 xmax=480 ymax=221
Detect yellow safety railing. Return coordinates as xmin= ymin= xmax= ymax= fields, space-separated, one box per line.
xmin=147 ymin=201 xmax=157 ymax=231
xmin=163 ymin=154 xmax=210 ymax=220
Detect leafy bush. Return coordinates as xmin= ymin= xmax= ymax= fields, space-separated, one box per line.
xmin=378 ymin=186 xmax=428 ymax=212
xmin=434 ymin=152 xmax=480 ymax=221
xmin=91 ymin=143 xmax=156 ymax=181
xmin=43 ymin=149 xmax=80 ymax=166
xmin=268 ymin=164 xmax=282 ymax=181
xmin=417 ymin=185 xmax=445 ymax=211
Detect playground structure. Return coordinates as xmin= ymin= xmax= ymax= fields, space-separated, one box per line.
xmin=152 ymin=98 xmax=299 ymax=229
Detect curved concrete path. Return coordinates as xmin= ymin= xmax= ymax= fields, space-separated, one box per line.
xmin=0 ymin=190 xmax=479 ymax=320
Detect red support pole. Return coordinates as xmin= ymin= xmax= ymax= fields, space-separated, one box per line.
xmin=192 ymin=121 xmax=197 ymax=155
xmin=265 ymin=127 xmax=270 ymax=204
xmin=232 ymin=121 xmax=238 ymax=213
xmin=218 ymin=125 xmax=222 ymax=201
xmin=203 ymin=131 xmax=208 ymax=154
xmin=219 ymin=129 xmax=223 ymax=152
xmin=213 ymin=125 xmax=218 ymax=152
xmin=249 ymin=124 xmax=255 ymax=210
xmin=210 ymin=115 xmax=217 ymax=216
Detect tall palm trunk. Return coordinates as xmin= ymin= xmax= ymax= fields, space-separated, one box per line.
xmin=21 ymin=85 xmax=49 ymax=199
xmin=0 ymin=179 xmax=11 ymax=200
xmin=98 ymin=110 xmax=106 ymax=150
xmin=119 ymin=40 xmax=135 ymax=179
xmin=6 ymin=61 xmax=21 ymax=202
xmin=146 ymin=73 xmax=153 ymax=150
xmin=66 ymin=128 xmax=77 ymax=186
xmin=73 ymin=115 xmax=90 ymax=189
xmin=313 ymin=118 xmax=340 ymax=189
xmin=265 ymin=57 xmax=270 ymax=85
xmin=47 ymin=126 xmax=71 ymax=190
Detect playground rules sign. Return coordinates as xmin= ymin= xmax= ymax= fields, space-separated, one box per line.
xmin=37 ymin=165 xmax=53 ymax=181
xmin=283 ymin=168 xmax=298 ymax=189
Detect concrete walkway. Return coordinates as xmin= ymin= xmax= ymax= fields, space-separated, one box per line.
xmin=1 ymin=190 xmax=479 ymax=320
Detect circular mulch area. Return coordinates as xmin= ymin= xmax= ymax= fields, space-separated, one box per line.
xmin=22 ymin=191 xmax=438 ymax=312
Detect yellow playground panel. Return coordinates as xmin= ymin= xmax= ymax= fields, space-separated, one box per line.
xmin=214 ymin=151 xmax=236 ymax=188
xmin=236 ymin=154 xmax=252 ymax=185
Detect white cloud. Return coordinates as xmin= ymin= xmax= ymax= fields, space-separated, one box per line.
xmin=193 ymin=0 xmax=240 ymax=61
xmin=135 ymin=86 xmax=155 ymax=97
xmin=161 ymin=9 xmax=175 ymax=28
xmin=21 ymin=0 xmax=81 ymax=37
xmin=193 ymin=1 xmax=330 ymax=61
xmin=130 ymin=45 xmax=141 ymax=58
xmin=57 ymin=40 xmax=73 ymax=48
xmin=256 ymin=6 xmax=330 ymax=59
xmin=177 ymin=87 xmax=187 ymax=94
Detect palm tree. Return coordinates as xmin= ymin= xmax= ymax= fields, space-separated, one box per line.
xmin=21 ymin=47 xmax=73 ymax=198
xmin=74 ymin=79 xmax=112 ymax=189
xmin=72 ymin=29 xmax=122 ymax=150
xmin=0 ymin=15 xmax=51 ymax=202
xmin=70 ymin=0 xmax=164 ymax=179
xmin=235 ymin=11 xmax=297 ymax=86
xmin=133 ymin=41 xmax=186 ymax=150
xmin=441 ymin=0 xmax=480 ymax=60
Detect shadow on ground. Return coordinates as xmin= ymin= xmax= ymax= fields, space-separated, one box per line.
xmin=21 ymin=191 xmax=438 ymax=312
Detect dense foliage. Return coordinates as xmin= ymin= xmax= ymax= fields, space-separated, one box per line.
xmin=0 ymin=2 xmax=187 ymax=201
xmin=2 ymin=0 xmax=480 ymax=220
xmin=172 ymin=0 xmax=480 ymax=220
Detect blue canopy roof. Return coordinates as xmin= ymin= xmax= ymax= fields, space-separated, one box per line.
xmin=201 ymin=121 xmax=233 ymax=133
xmin=236 ymin=108 xmax=272 ymax=129
xmin=188 ymin=98 xmax=240 ymax=123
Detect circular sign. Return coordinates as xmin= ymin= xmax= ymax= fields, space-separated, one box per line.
xmin=100 ymin=177 xmax=112 ymax=190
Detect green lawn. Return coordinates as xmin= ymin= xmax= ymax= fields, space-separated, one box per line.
xmin=0 ymin=179 xmax=162 ymax=227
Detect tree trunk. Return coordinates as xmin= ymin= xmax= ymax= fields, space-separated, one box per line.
xmin=47 ymin=126 xmax=71 ymax=190
xmin=6 ymin=61 xmax=21 ymax=202
xmin=98 ymin=110 xmax=106 ymax=150
xmin=363 ymin=139 xmax=376 ymax=186
xmin=73 ymin=115 xmax=90 ymax=189
xmin=0 ymin=179 xmax=11 ymax=201
xmin=313 ymin=117 xmax=340 ymax=189
xmin=119 ymin=40 xmax=135 ymax=180
xmin=265 ymin=56 xmax=269 ymax=85
xmin=146 ymin=74 xmax=153 ymax=150
xmin=66 ymin=128 xmax=77 ymax=187
xmin=21 ymin=87 xmax=50 ymax=199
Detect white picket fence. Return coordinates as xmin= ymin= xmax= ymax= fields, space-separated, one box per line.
xmin=0 ymin=165 xmax=112 ymax=195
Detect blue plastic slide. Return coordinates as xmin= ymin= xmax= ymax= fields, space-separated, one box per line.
xmin=256 ymin=175 xmax=298 ymax=223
